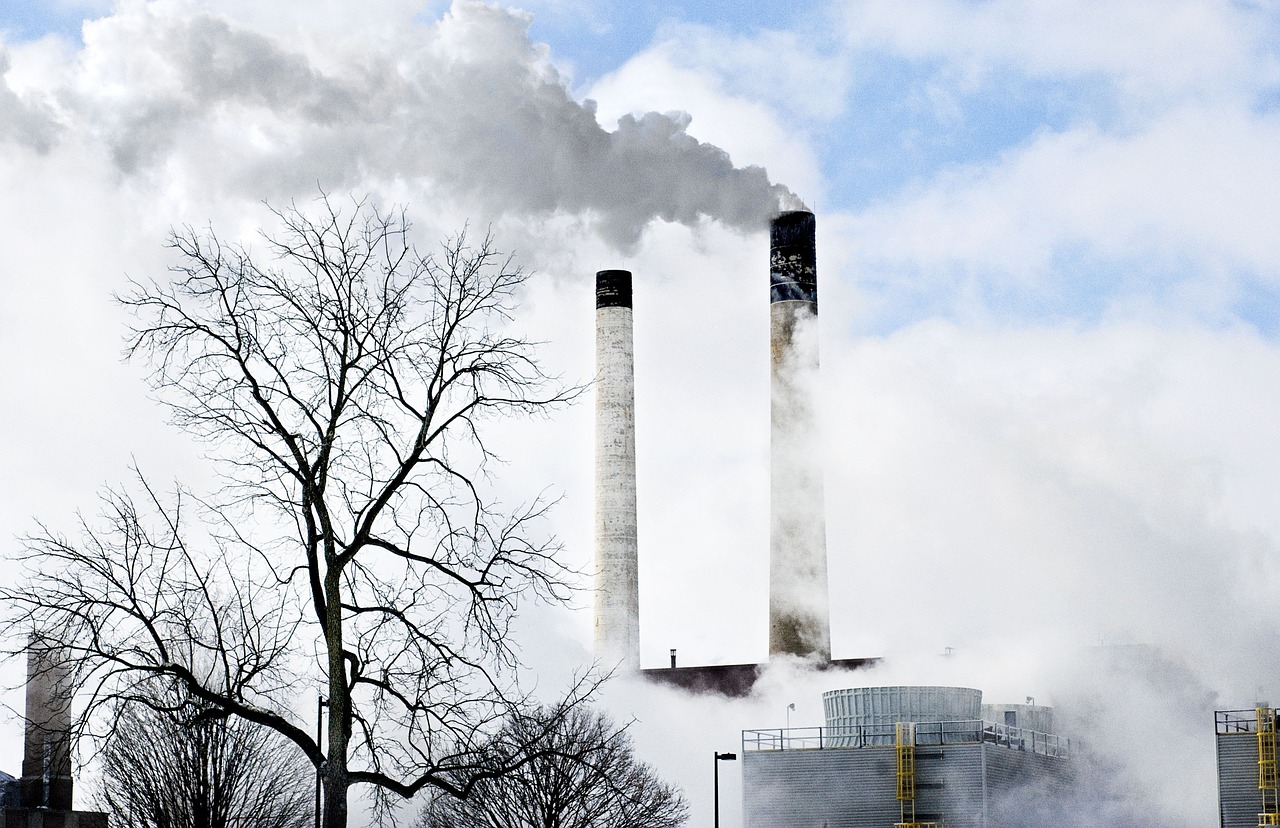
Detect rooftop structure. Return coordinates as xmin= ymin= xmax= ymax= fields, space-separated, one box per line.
xmin=742 ymin=686 xmax=1073 ymax=828
xmin=641 ymin=657 xmax=876 ymax=698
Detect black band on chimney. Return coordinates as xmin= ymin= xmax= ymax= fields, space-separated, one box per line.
xmin=596 ymin=270 xmax=633 ymax=309
xmin=770 ymin=211 xmax=817 ymax=305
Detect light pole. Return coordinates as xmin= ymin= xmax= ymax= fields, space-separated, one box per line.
xmin=315 ymin=697 xmax=327 ymax=828
xmin=714 ymin=751 xmax=737 ymax=828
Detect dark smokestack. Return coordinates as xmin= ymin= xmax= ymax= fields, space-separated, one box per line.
xmin=20 ymin=641 xmax=74 ymax=810
xmin=768 ymin=211 xmax=831 ymax=660
xmin=595 ymin=269 xmax=640 ymax=669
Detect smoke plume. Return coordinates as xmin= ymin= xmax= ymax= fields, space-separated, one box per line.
xmin=15 ymin=0 xmax=801 ymax=247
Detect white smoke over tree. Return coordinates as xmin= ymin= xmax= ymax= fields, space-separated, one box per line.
xmin=6 ymin=1 xmax=801 ymax=247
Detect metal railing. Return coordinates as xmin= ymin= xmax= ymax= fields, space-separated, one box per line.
xmin=743 ymin=720 xmax=1072 ymax=759
xmin=742 ymin=727 xmax=827 ymax=751
xmin=1219 ymin=709 xmax=1265 ymax=735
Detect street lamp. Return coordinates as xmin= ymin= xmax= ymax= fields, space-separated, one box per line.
xmin=714 ymin=751 xmax=737 ymax=828
xmin=315 ymin=697 xmax=328 ymax=828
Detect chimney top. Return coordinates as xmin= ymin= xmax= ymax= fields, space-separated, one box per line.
xmin=595 ymin=269 xmax=632 ymax=309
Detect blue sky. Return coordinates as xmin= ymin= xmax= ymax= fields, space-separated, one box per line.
xmin=0 ymin=0 xmax=109 ymax=41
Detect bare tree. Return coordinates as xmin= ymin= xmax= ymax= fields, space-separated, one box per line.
xmin=99 ymin=684 xmax=312 ymax=828
xmin=4 ymin=194 xmax=593 ymax=828
xmin=416 ymin=705 xmax=688 ymax=828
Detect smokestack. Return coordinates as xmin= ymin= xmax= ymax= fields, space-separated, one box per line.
xmin=20 ymin=640 xmax=74 ymax=810
xmin=769 ymin=211 xmax=831 ymax=660
xmin=595 ymin=269 xmax=640 ymax=669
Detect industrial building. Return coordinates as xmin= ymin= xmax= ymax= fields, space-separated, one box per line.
xmin=1215 ymin=707 xmax=1280 ymax=827
xmin=742 ymin=686 xmax=1073 ymax=828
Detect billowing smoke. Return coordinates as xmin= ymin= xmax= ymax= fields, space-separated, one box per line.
xmin=13 ymin=1 xmax=801 ymax=247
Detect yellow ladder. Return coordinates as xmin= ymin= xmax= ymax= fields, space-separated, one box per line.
xmin=896 ymin=722 xmax=916 ymax=802
xmin=893 ymin=723 xmax=941 ymax=828
xmin=1259 ymin=708 xmax=1278 ymax=827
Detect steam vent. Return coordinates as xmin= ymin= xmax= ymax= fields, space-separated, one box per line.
xmin=769 ymin=210 xmax=831 ymax=660
xmin=594 ymin=269 xmax=640 ymax=669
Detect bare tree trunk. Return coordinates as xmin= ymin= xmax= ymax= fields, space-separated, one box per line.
xmin=325 ymin=568 xmax=349 ymax=828
xmin=322 ymin=765 xmax=348 ymax=828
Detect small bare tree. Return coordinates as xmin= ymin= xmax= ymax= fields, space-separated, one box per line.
xmin=416 ymin=705 xmax=688 ymax=828
xmin=99 ymin=684 xmax=312 ymax=828
xmin=5 ymin=194 xmax=592 ymax=828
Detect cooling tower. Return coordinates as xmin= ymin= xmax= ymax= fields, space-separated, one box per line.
xmin=594 ymin=269 xmax=640 ymax=669
xmin=769 ymin=211 xmax=831 ymax=660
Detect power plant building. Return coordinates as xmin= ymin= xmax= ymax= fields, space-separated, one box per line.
xmin=1215 ymin=707 xmax=1280 ymax=827
xmin=742 ymin=686 xmax=1073 ymax=828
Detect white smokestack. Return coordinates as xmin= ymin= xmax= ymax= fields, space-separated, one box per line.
xmin=594 ymin=269 xmax=640 ymax=669
xmin=769 ymin=210 xmax=831 ymax=660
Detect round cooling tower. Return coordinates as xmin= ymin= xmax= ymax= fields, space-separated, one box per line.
xmin=823 ymin=686 xmax=983 ymax=746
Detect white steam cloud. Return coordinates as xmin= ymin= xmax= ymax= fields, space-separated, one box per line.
xmin=9 ymin=1 xmax=800 ymax=247
xmin=0 ymin=49 xmax=58 ymax=151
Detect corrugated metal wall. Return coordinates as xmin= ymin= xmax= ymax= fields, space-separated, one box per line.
xmin=743 ymin=744 xmax=1069 ymax=828
xmin=982 ymin=747 xmax=1076 ymax=827
xmin=1217 ymin=732 xmax=1263 ymax=828
xmin=743 ymin=746 xmax=899 ymax=828
xmin=926 ymin=745 xmax=984 ymax=828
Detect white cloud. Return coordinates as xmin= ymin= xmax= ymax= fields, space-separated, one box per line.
xmin=830 ymin=104 xmax=1280 ymax=323
xmin=821 ymin=319 xmax=1280 ymax=669
xmin=841 ymin=0 xmax=1280 ymax=107
xmin=0 ymin=48 xmax=60 ymax=149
